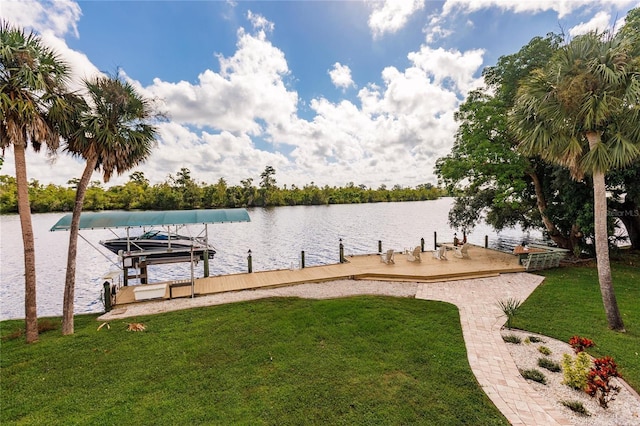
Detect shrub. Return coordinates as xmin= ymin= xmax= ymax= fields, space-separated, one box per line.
xmin=562 ymin=352 xmax=591 ymax=390
xmin=502 ymin=334 xmax=522 ymax=344
xmin=527 ymin=336 xmax=543 ymax=343
xmin=569 ymin=335 xmax=594 ymax=353
xmin=537 ymin=357 xmax=561 ymax=373
xmin=586 ymin=356 xmax=621 ymax=409
xmin=560 ymin=400 xmax=590 ymax=416
xmin=1 ymin=319 xmax=59 ymax=341
xmin=497 ymin=298 xmax=522 ymax=329
xmin=520 ymin=368 xmax=546 ymax=384
xmin=538 ymin=346 xmax=552 ymax=356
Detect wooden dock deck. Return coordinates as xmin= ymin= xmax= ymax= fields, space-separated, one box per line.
xmin=114 ymin=244 xmax=525 ymax=306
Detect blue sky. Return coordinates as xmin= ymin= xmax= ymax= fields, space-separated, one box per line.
xmin=3 ymin=0 xmax=638 ymax=188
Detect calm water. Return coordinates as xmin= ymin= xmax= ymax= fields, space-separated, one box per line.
xmin=0 ymin=198 xmax=541 ymax=320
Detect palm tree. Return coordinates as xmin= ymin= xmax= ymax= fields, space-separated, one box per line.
xmin=1 ymin=22 xmax=72 ymax=343
xmin=61 ymin=75 xmax=157 ymax=335
xmin=510 ymin=30 xmax=640 ymax=331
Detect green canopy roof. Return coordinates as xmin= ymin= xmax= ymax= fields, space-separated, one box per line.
xmin=50 ymin=209 xmax=251 ymax=231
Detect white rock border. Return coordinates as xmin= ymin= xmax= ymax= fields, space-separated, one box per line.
xmin=501 ymin=328 xmax=640 ymax=426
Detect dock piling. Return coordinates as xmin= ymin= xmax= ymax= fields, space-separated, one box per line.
xmin=301 ymin=250 xmax=305 ymax=268
xmin=339 ymin=239 xmax=345 ymax=263
xmin=103 ymin=281 xmax=112 ymax=312
xmin=421 ymin=237 xmax=425 ymax=252
xmin=248 ymin=249 xmax=253 ymax=273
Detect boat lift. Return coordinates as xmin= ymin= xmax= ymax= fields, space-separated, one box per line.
xmin=50 ymin=209 xmax=251 ymax=303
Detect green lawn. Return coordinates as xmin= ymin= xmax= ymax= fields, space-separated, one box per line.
xmin=3 ymin=254 xmax=638 ymax=425
xmin=1 ymin=297 xmax=507 ymax=426
xmin=514 ymin=254 xmax=640 ymax=391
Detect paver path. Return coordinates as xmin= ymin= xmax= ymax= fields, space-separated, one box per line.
xmin=416 ymin=273 xmax=573 ymax=425
xmin=100 ymin=272 xmax=574 ymax=425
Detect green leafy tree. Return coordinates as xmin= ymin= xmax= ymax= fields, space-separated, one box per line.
xmin=436 ymin=34 xmax=592 ymax=250
xmin=0 ymin=22 xmax=72 ymax=342
xmin=510 ymin=29 xmax=640 ymax=331
xmin=61 ymin=75 xmax=157 ymax=335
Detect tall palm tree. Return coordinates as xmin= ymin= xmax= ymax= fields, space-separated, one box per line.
xmin=510 ymin=30 xmax=640 ymax=331
xmin=61 ymin=75 xmax=157 ymax=335
xmin=1 ymin=22 xmax=72 ymax=343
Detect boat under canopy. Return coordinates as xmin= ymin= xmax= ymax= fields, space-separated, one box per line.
xmin=50 ymin=208 xmax=251 ymax=231
xmin=50 ymin=208 xmax=251 ymax=287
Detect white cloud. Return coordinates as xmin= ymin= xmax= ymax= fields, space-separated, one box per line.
xmin=441 ymin=0 xmax=637 ymax=19
xmin=2 ymin=0 xmax=81 ymax=37
xmin=368 ymin=0 xmax=425 ymax=38
xmin=146 ymin=23 xmax=297 ymax=138
xmin=328 ymin=63 xmax=355 ymax=91
xmin=247 ymin=10 xmax=274 ymax=34
xmin=2 ymin=1 xmax=486 ymax=189
xmin=569 ymin=11 xmax=614 ymax=36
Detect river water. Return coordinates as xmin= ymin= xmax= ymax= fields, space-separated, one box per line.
xmin=0 ymin=198 xmax=542 ymax=320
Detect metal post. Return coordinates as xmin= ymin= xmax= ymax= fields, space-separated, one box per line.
xmin=339 ymin=239 xmax=344 ymax=263
xmin=301 ymin=250 xmax=305 ymax=269
xmin=103 ymin=281 xmax=112 ymax=312
xmin=485 ymin=235 xmax=489 ymax=248
xmin=378 ymin=240 xmax=382 ymax=253
xmin=434 ymin=231 xmax=437 ymax=250
xmin=248 ymin=249 xmax=253 ymax=273
xmin=420 ymin=237 xmax=425 ymax=252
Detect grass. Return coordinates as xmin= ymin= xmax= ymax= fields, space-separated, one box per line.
xmin=514 ymin=253 xmax=640 ymax=391
xmin=1 ymin=297 xmax=508 ymax=425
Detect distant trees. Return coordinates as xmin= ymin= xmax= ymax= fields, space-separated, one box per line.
xmin=0 ymin=166 xmax=445 ymax=213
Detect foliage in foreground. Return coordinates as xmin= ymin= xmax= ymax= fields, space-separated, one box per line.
xmin=1 ymin=297 xmax=507 ymax=426
xmin=515 ymin=257 xmax=640 ymax=391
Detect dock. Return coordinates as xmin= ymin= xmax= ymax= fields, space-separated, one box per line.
xmin=113 ymin=244 xmax=525 ymax=306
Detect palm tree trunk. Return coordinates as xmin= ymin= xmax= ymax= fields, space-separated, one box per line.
xmin=62 ymin=157 xmax=97 ymax=335
xmin=585 ymin=131 xmax=625 ymax=331
xmin=14 ymin=143 xmax=38 ymax=343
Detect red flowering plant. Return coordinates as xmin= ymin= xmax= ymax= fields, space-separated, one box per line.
xmin=586 ymin=356 xmax=621 ymax=408
xmin=568 ymin=335 xmax=594 ymax=353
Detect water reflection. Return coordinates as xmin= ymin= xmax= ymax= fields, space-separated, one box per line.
xmin=0 ymin=198 xmax=542 ymax=320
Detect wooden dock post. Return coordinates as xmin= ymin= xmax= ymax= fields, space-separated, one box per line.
xmin=204 ymin=250 xmax=210 ymax=277
xmin=421 ymin=237 xmax=425 ymax=252
xmin=378 ymin=240 xmax=382 ymax=253
xmin=247 ymin=249 xmax=253 ymax=273
xmin=485 ymin=235 xmax=489 ymax=248
xmin=103 ymin=281 xmax=112 ymax=312
xmin=301 ymin=250 xmax=305 ymax=268
xmin=339 ymin=239 xmax=345 ymax=263
xmin=434 ymin=231 xmax=437 ymax=250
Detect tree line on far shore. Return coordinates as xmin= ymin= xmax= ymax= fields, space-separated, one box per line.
xmin=0 ymin=166 xmax=444 ymax=214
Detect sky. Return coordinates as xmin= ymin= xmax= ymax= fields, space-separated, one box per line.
xmin=2 ymin=0 xmax=638 ymax=189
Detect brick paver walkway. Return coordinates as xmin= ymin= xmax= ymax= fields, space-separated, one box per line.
xmin=416 ymin=273 xmax=573 ymax=425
